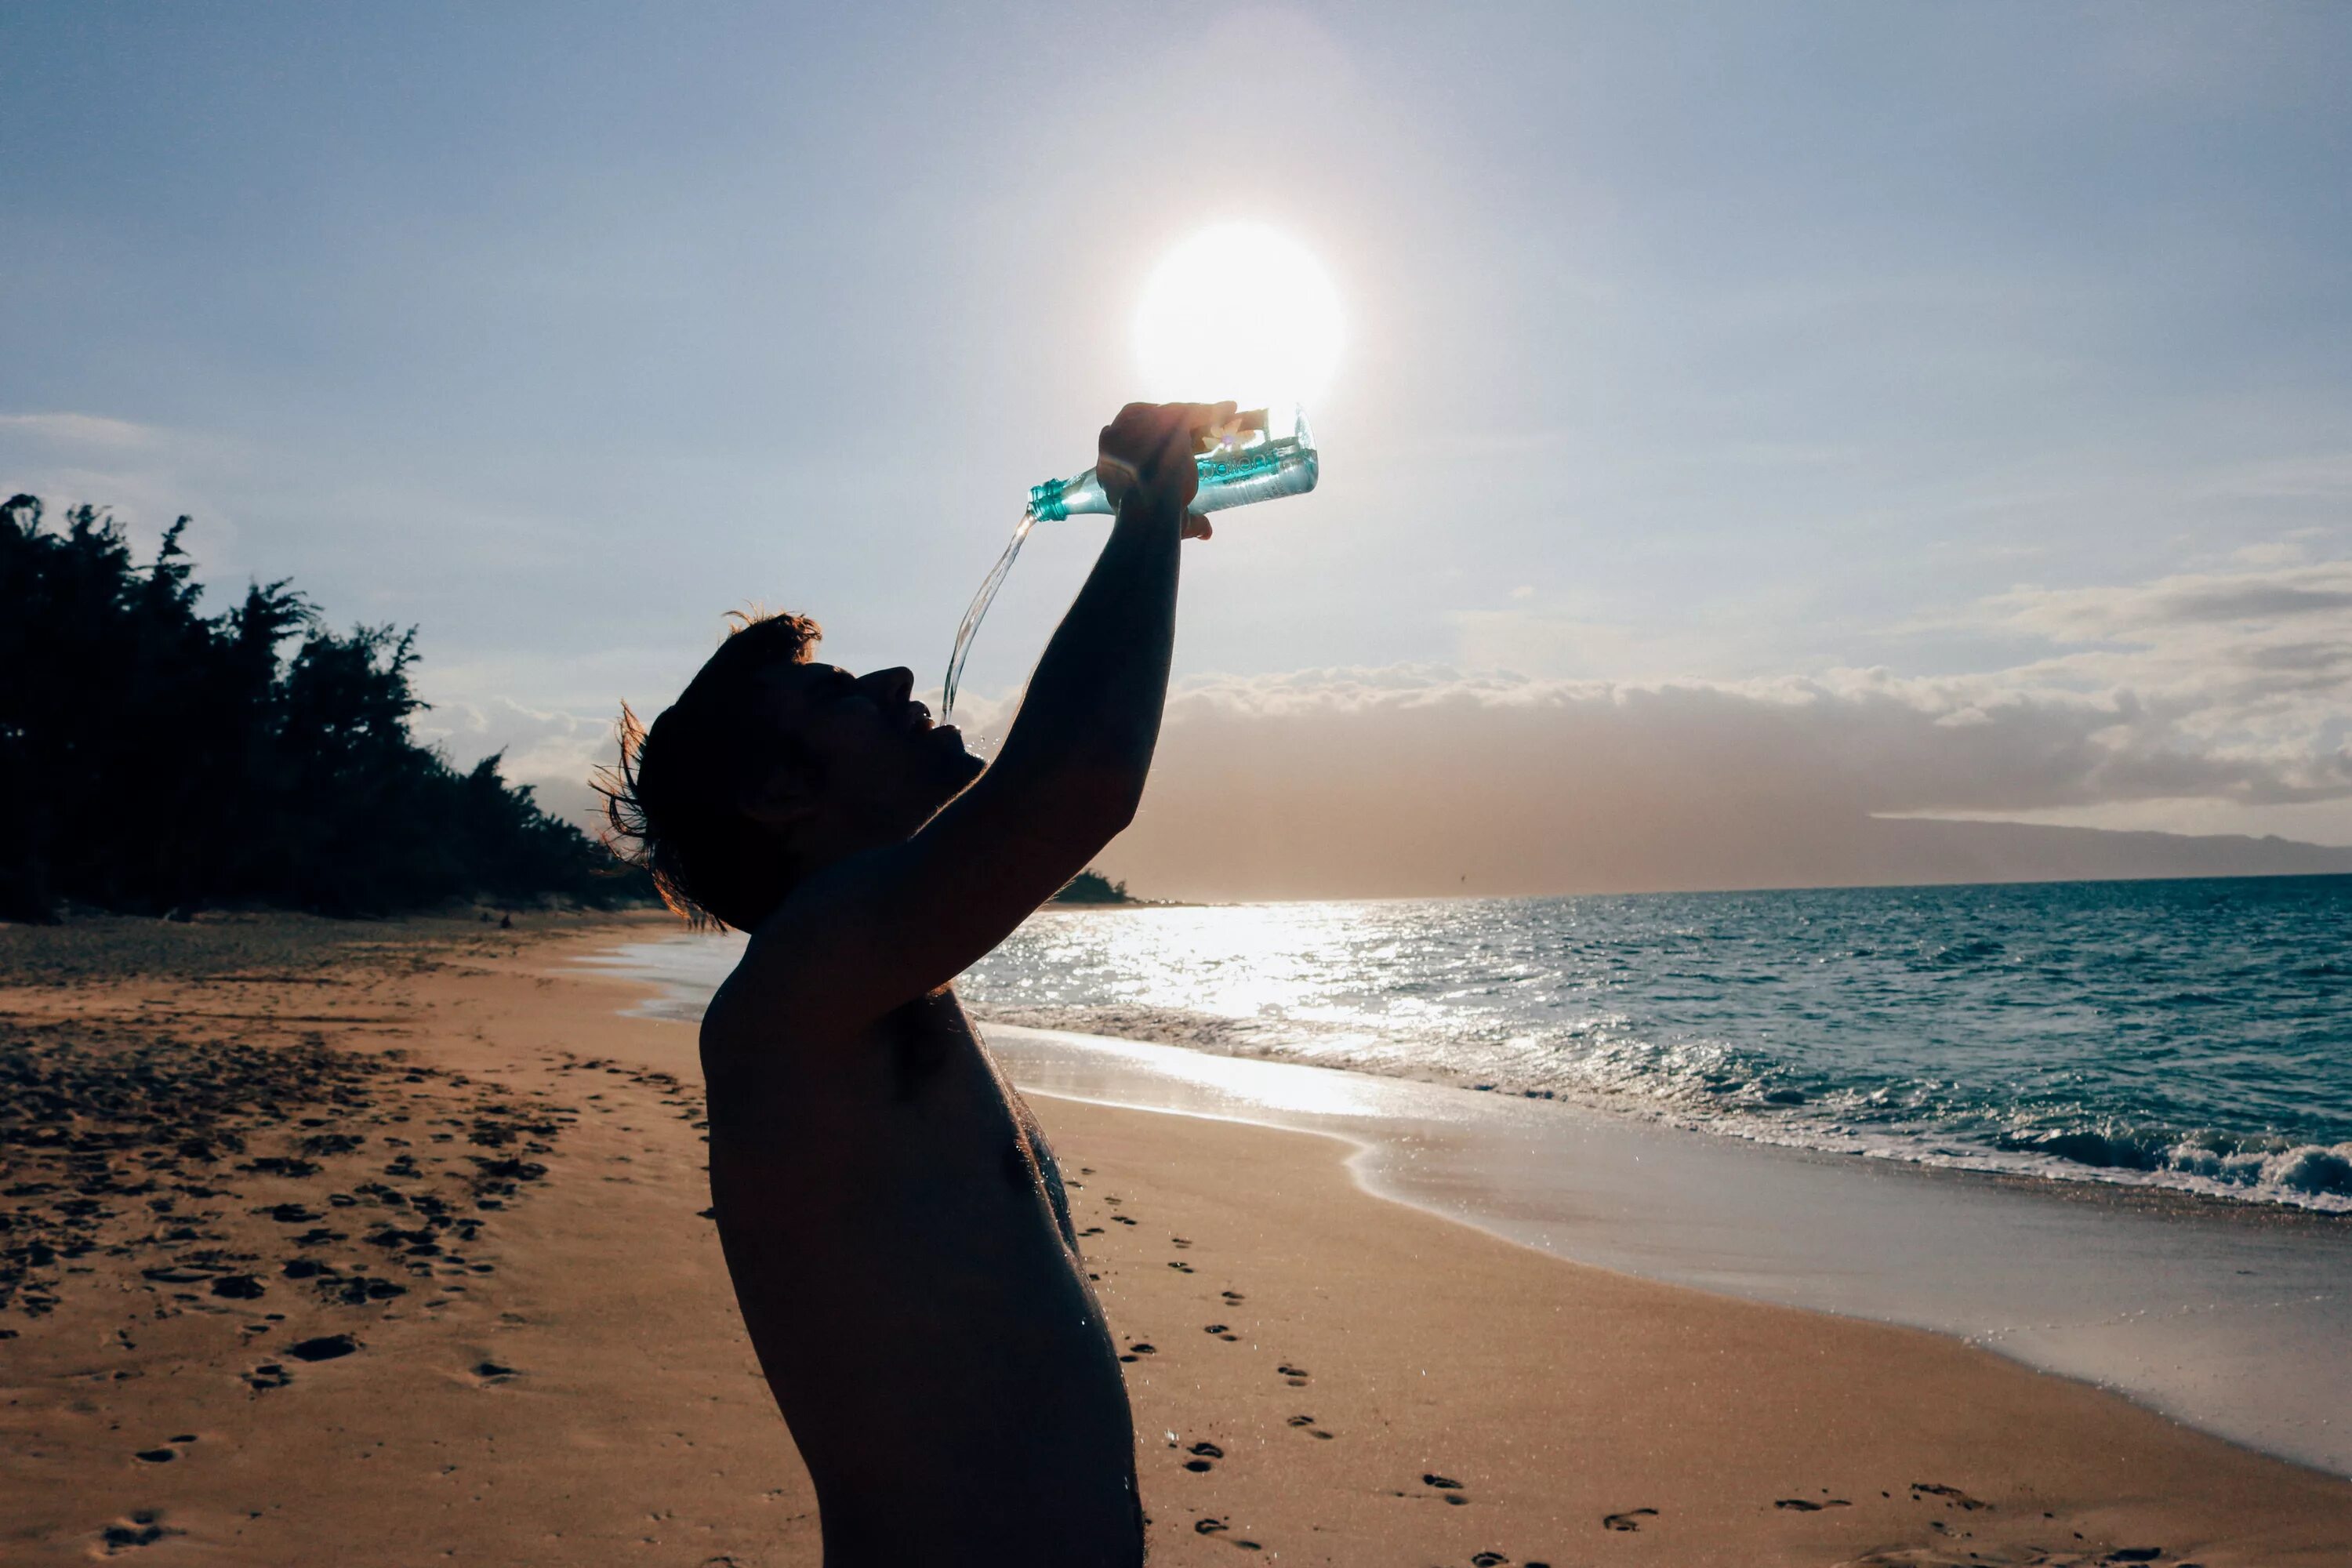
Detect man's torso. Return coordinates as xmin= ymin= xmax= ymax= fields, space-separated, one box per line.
xmin=700 ymin=981 xmax=1141 ymax=1566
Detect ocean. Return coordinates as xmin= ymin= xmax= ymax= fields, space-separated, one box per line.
xmin=961 ymin=875 xmax=2352 ymax=1213
xmin=603 ymin=873 xmax=2352 ymax=1214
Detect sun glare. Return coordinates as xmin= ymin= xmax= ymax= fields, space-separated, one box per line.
xmin=1134 ymin=224 xmax=1343 ymax=412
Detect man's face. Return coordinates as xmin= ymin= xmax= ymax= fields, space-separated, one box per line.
xmin=751 ymin=661 xmax=985 ymax=854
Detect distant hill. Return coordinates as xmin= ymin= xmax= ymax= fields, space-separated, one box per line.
xmin=1095 ymin=795 xmax=2352 ymax=902
xmin=1050 ymin=869 xmax=1137 ymax=906
xmin=1852 ymin=816 xmax=2352 ymax=887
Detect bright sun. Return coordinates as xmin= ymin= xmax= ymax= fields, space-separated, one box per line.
xmin=1134 ymin=224 xmax=1342 ymax=412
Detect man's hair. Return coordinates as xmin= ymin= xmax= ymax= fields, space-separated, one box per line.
xmin=598 ymin=609 xmax=823 ymax=931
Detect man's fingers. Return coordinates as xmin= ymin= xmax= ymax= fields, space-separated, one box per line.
xmin=1099 ymin=400 xmax=1241 ymax=515
xmin=1182 ymin=516 xmax=1213 ymax=541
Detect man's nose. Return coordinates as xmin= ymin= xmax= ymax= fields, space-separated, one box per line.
xmin=860 ymin=666 xmax=916 ymax=707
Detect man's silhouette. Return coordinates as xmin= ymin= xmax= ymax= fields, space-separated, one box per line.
xmin=604 ymin=401 xmax=1231 ymax=1566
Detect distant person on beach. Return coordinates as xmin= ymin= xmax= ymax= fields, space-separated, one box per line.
xmin=602 ymin=401 xmax=1230 ymax=1566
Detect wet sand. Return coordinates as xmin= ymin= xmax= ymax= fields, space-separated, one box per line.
xmin=4 ymin=914 xmax=2349 ymax=1565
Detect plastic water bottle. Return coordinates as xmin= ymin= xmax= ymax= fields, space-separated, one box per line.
xmin=942 ymin=406 xmax=1321 ymax=717
xmin=1026 ymin=405 xmax=1319 ymax=521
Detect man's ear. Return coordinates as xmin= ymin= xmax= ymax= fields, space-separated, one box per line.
xmin=739 ymin=763 xmax=818 ymax=835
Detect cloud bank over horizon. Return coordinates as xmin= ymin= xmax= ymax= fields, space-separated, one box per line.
xmin=1109 ymin=547 xmax=2352 ymax=896
xmin=452 ymin=547 xmax=2352 ymax=899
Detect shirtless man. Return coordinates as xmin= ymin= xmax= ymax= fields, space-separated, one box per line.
xmin=603 ymin=401 xmax=1232 ymax=1565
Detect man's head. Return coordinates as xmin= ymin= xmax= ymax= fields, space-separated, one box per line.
xmin=602 ymin=612 xmax=985 ymax=930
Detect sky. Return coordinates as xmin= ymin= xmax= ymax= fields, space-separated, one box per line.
xmin=5 ymin=2 xmax=2350 ymax=895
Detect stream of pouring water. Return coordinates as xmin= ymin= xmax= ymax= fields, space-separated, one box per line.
xmin=941 ymin=406 xmax=1316 ymax=721
xmin=940 ymin=503 xmax=1037 ymax=720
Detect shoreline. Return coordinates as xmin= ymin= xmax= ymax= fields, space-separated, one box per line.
xmin=579 ymin=925 xmax=2352 ymax=1221
xmin=982 ymin=1021 xmax=2352 ymax=1480
xmin=965 ymin=1002 xmax=2352 ymax=1222
xmin=581 ymin=933 xmax=2352 ymax=1479
xmin=5 ymin=914 xmax=2350 ymax=1565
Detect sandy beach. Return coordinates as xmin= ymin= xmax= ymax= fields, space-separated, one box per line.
xmin=5 ymin=915 xmax=2350 ymax=1566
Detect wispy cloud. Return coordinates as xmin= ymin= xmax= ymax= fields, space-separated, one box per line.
xmin=1992 ymin=560 xmax=2352 ymax=639
xmin=412 ymin=695 xmax=616 ymax=827
xmin=0 ymin=412 xmax=160 ymax=448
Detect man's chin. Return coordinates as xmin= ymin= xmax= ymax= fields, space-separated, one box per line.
xmin=930 ymin=725 xmax=988 ymax=790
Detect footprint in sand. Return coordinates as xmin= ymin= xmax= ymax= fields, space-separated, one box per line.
xmin=242 ymin=1363 xmax=291 ymax=1392
xmin=1203 ymin=1323 xmax=1240 ymax=1341
xmin=1278 ymin=1363 xmax=1310 ymax=1386
xmin=1774 ymin=1497 xmax=1851 ymax=1511
xmin=1193 ymin=1518 xmax=1227 ymax=1535
xmin=1221 ymin=1289 xmax=1245 ymax=1304
xmin=133 ymin=1448 xmax=176 ymax=1464
xmin=1113 ymin=1215 xmax=1138 ymax=1226
xmin=1171 ymin=1236 xmax=1192 ymax=1248
xmin=472 ymin=1360 xmax=519 ymax=1381
xmin=98 ymin=1510 xmax=177 ymax=1553
xmin=286 ymin=1333 xmax=358 ymax=1363
xmin=1168 ymin=1261 xmax=1194 ymax=1272
xmin=1909 ymin=1483 xmax=1990 ymax=1511
xmin=1079 ymin=1225 xmax=1105 ymax=1237
xmin=1422 ymin=1472 xmax=1471 ymax=1506
xmin=1601 ymin=1508 xmax=1657 ymax=1532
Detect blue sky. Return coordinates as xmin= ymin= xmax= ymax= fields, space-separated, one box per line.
xmin=6 ymin=2 xmax=2350 ymax=877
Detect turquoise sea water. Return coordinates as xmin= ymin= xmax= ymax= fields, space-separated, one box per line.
xmin=956 ymin=876 xmax=2352 ymax=1212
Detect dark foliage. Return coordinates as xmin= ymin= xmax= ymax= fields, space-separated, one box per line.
xmin=1051 ymin=869 xmax=1133 ymax=904
xmin=0 ymin=494 xmax=654 ymax=920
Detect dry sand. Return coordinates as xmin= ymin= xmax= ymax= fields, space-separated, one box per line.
xmin=3 ymin=914 xmax=2348 ymax=1566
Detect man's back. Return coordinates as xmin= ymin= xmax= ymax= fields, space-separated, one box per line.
xmin=702 ymin=981 xmax=1142 ymax=1566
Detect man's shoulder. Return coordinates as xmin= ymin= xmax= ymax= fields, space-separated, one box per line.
xmin=696 ymin=901 xmax=880 ymax=1065
xmin=695 ymin=946 xmax=818 ymax=1121
xmin=699 ymin=834 xmax=1023 ymax=1059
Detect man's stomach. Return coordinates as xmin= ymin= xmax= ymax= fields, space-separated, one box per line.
xmin=709 ymin=1144 xmax=1141 ymax=1557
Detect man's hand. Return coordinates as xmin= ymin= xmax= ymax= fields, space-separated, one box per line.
xmin=1096 ymin=401 xmax=1236 ymax=541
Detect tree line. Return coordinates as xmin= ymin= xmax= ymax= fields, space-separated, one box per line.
xmin=0 ymin=494 xmax=652 ymax=921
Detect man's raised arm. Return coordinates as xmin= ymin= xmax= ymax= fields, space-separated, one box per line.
xmin=736 ymin=401 xmax=1232 ymax=1030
